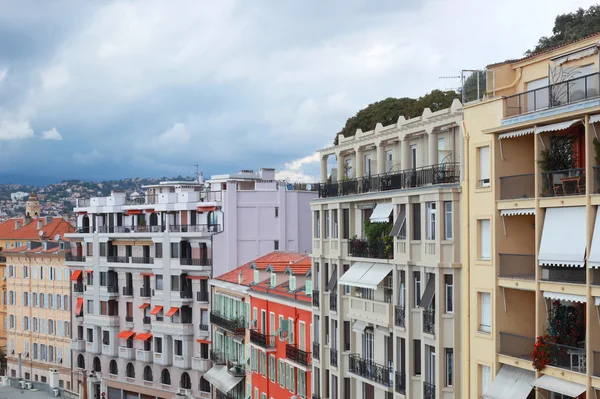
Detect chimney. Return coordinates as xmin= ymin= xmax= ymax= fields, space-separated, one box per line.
xmin=45 ymin=216 xmax=53 ymax=225
xmin=14 ymin=220 xmax=21 ymax=230
xmin=37 ymin=220 xmax=43 ymax=230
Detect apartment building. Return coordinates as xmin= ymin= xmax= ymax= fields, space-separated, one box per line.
xmin=65 ymin=169 xmax=316 ymax=399
xmin=2 ymin=217 xmax=75 ymax=389
xmin=462 ymin=33 xmax=600 ymax=399
xmin=312 ymin=100 xmax=463 ymax=399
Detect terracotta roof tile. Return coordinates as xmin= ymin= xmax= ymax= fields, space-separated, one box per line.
xmin=0 ymin=217 xmax=74 ymax=241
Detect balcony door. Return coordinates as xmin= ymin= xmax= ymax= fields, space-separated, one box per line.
xmin=428 ymin=346 xmax=435 ymax=384
xmin=526 ymin=76 xmax=549 ymax=111
xmin=299 ymin=321 xmax=306 ymax=351
xmin=362 ymin=330 xmax=374 ymax=362
xmin=261 ymin=310 xmax=266 ymax=334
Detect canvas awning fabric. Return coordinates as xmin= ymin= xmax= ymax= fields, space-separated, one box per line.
xmin=203 ymin=365 xmax=243 ymax=394
xmin=500 ymin=209 xmax=535 ymax=217
xmin=140 ymin=272 xmax=154 ymax=276
xmin=532 ymin=375 xmax=586 ymax=397
xmin=595 ymin=297 xmax=600 ymax=306
xmin=150 ymin=306 xmax=163 ymax=315
xmin=187 ymin=275 xmax=208 ymax=280
xmin=390 ymin=207 xmax=406 ymax=236
xmin=74 ymin=298 xmax=84 ymax=316
xmin=70 ymin=270 xmax=82 ymax=281
xmin=588 ymin=210 xmax=600 ymax=268
xmin=198 ymin=206 xmax=217 ymax=212
xmin=352 ymin=320 xmax=369 ymax=333
xmin=85 ymin=270 xmax=93 ymax=273
xmin=197 ymin=339 xmax=211 ymax=344
xmin=538 ymin=206 xmax=586 ymax=267
xmin=369 ymin=203 xmax=393 ymax=223
xmin=498 ymin=127 xmax=535 ymax=140
xmin=338 ymin=262 xmax=373 ymax=288
xmin=116 ymin=331 xmax=135 ymax=340
xmin=139 ymin=303 xmax=150 ymax=310
xmin=535 ymin=119 xmax=583 ymax=134
xmin=126 ymin=210 xmax=142 ymax=215
xmin=356 ymin=264 xmax=394 ymax=290
xmin=482 ymin=365 xmax=535 ymax=399
xmin=134 ymin=333 xmax=152 ymax=341
xmin=165 ymin=307 xmax=179 ymax=317
xmin=419 ymin=277 xmax=435 ymax=309
xmin=326 ymin=265 xmax=338 ymax=291
xmin=543 ymin=291 xmax=586 ymax=304
xmin=590 ymin=114 xmax=600 ymax=124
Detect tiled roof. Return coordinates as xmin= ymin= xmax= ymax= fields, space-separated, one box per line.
xmin=0 ymin=217 xmax=74 ymax=241
xmin=3 ymin=247 xmax=69 ymax=255
xmin=216 ymin=261 xmax=255 ymax=286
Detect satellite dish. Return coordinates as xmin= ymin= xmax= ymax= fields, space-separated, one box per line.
xmin=54 ymin=234 xmax=61 ymax=241
xmin=38 ymin=230 xmax=44 ymax=237
xmin=306 ymin=183 xmax=312 ymax=191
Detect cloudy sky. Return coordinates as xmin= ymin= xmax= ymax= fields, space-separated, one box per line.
xmin=0 ymin=0 xmax=595 ymax=184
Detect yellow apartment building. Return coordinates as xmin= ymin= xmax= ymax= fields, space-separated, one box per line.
xmin=462 ymin=33 xmax=600 ymax=398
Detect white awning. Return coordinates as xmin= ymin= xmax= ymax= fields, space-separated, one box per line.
xmin=482 ymin=365 xmax=535 ymax=399
xmin=538 ymin=206 xmax=586 ymax=267
xmin=370 ymin=203 xmax=393 ymax=223
xmin=595 ymin=297 xmax=600 ymax=306
xmin=339 ymin=262 xmax=374 ymax=288
xmin=536 ymin=119 xmax=583 ymax=134
xmin=203 ymin=365 xmax=243 ymax=394
xmin=590 ymin=114 xmax=600 ymax=124
xmin=356 ymin=264 xmax=393 ymax=290
xmin=552 ymin=45 xmax=598 ymax=65
xmin=532 ymin=375 xmax=586 ymax=397
xmin=498 ymin=127 xmax=535 ymax=140
xmin=543 ymin=291 xmax=586 ymax=304
xmin=500 ymin=209 xmax=535 ymax=217
xmin=588 ymin=210 xmax=600 ymax=268
xmin=352 ymin=320 xmax=369 ymax=333
xmin=376 ymin=326 xmax=390 ymax=336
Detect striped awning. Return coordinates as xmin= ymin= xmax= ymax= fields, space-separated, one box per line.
xmin=500 ymin=209 xmax=535 ymax=217
xmin=536 ymin=119 xmax=583 ymax=134
xmin=498 ymin=127 xmax=534 ymax=140
xmin=543 ymin=291 xmax=586 ymax=304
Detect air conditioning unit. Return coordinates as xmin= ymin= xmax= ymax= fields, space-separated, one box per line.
xmin=19 ymin=380 xmax=26 ymax=389
xmin=177 ymin=388 xmax=191 ymax=397
xmin=25 ymin=382 xmax=33 ymax=389
xmin=53 ymin=388 xmax=60 ymax=397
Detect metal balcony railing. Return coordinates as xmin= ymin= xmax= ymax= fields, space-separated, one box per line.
xmin=210 ymin=312 xmax=245 ymax=334
xmin=394 ymin=306 xmax=405 ymax=328
xmin=65 ymin=254 xmax=86 ymax=262
xmin=286 ymin=344 xmax=311 ymax=367
xmin=131 ymin=257 xmax=153 ymax=264
xmin=312 ymin=342 xmax=320 ymax=360
xmin=499 ymin=332 xmax=534 ymax=360
xmin=122 ymin=286 xmax=133 ymax=296
xmin=395 ymin=371 xmax=406 ymax=395
xmin=318 ymin=163 xmax=460 ymax=198
xmin=199 ymin=324 xmax=209 ymax=332
xmin=541 ymin=168 xmax=586 ymax=197
xmin=541 ymin=266 xmax=586 ymax=284
xmin=498 ymin=254 xmax=535 ymax=279
xmin=197 ymin=291 xmax=209 ymax=302
xmin=77 ymin=198 xmax=91 ymax=207
xmin=329 ymin=294 xmax=337 ymax=312
xmin=179 ymin=290 xmax=193 ymax=299
xmin=106 ymin=285 xmax=118 ymax=293
xmin=423 ymin=382 xmax=436 ymax=399
xmin=169 ymin=224 xmax=221 ymax=233
xmin=504 ymin=72 xmax=600 ymax=117
xmin=125 ymin=316 xmax=133 ymax=322
xmin=142 ymin=317 xmax=151 ymax=324
xmin=312 ymin=290 xmax=319 ymax=307
xmin=210 ymin=350 xmax=226 ymax=365
xmin=547 ymin=341 xmax=586 ymax=373
xmin=107 ymin=256 xmax=129 ymax=263
xmin=199 ymin=191 xmax=223 ymax=202
xmin=73 ymin=283 xmax=84 ymax=293
xmin=348 ymin=354 xmax=392 ymax=387
xmin=330 ymin=348 xmax=338 ymax=367
xmin=180 ymin=257 xmax=212 ymax=266
xmin=249 ymin=330 xmax=275 ymax=349
xmin=125 ymin=194 xmax=157 ymax=205
xmin=499 ymin=174 xmax=535 ymax=200
xmin=423 ymin=309 xmax=435 ymax=335
xmin=139 ymin=287 xmax=151 ymax=298
xmin=348 ymin=239 xmax=388 ymax=259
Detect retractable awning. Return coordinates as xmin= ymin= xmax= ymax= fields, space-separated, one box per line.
xmin=500 ymin=209 xmax=535 ymax=217
xmin=370 ymin=203 xmax=393 ymax=223
xmin=150 ymin=305 xmax=163 ymax=315
xmin=420 ymin=277 xmax=435 ymax=309
xmin=134 ymin=333 xmax=152 ymax=341
xmin=390 ymin=207 xmax=406 ymax=236
xmin=356 ymin=264 xmax=393 ymax=290
xmin=538 ymin=207 xmax=586 ymax=267
xmin=70 ymin=270 xmax=82 ymax=281
xmin=536 ymin=119 xmax=583 ymax=134
xmin=165 ymin=307 xmax=179 ymax=317
xmin=590 ymin=114 xmax=600 ymax=124
xmin=139 ymin=303 xmax=150 ymax=310
xmin=116 ymin=331 xmax=135 ymax=340
xmin=339 ymin=262 xmax=373 ymax=288
xmin=203 ymin=365 xmax=243 ymax=394
xmin=532 ymin=375 xmax=586 ymax=397
xmin=498 ymin=127 xmax=535 ymax=140
xmin=352 ymin=320 xmax=369 ymax=333
xmin=482 ymin=365 xmax=535 ymax=399
xmin=74 ymin=298 xmax=84 ymax=316
xmin=543 ymin=291 xmax=586 ymax=304
xmin=588 ymin=210 xmax=600 ymax=268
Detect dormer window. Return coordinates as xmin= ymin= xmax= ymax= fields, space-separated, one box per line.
xmin=289 ymin=276 xmax=296 ymax=291
xmin=253 ymin=270 xmax=259 ymax=284
xmin=305 ymin=280 xmax=312 ymax=295
xmin=270 ymin=273 xmax=276 ymax=288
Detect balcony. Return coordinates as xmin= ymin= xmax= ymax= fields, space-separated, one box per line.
xmin=178 ymin=290 xmax=193 ymax=299
xmin=118 ymin=346 xmax=135 ymax=360
xmin=330 ymin=348 xmax=338 ymax=367
xmin=348 ymin=239 xmax=389 ymax=259
xmin=136 ymin=349 xmax=153 ymax=363
xmin=107 ymin=256 xmax=129 ymax=263
xmin=226 ymin=360 xmax=246 ymax=377
xmin=286 ymin=345 xmax=311 ymax=367
xmin=153 ymin=351 xmax=172 ymax=366
xmin=504 ymin=72 xmax=600 ymax=118
xmin=215 ymin=391 xmax=240 ymax=399
xmin=199 ymin=324 xmax=210 ymax=336
xmin=181 ymin=257 xmax=212 ymax=266
xmin=498 ymin=254 xmax=535 ymax=279
xmin=85 ymin=314 xmax=120 ymax=327
xmin=152 ymin=320 xmax=194 ymax=336
xmin=312 ymin=290 xmax=319 ymax=307
xmin=329 ymin=294 xmax=337 ymax=312
xmin=66 ymin=254 xmax=86 ymax=262
xmin=70 ymin=339 xmax=85 ymax=351
xmin=142 ymin=316 xmax=151 ymax=325
xmin=499 ymin=332 xmax=534 ymax=360
xmin=394 ymin=306 xmax=405 ymax=328
xmin=131 ymin=257 xmax=154 ymax=264
xmin=348 ymin=354 xmax=392 ymax=387
xmin=249 ymin=330 xmax=275 ymax=349
xmin=500 ymin=174 xmax=535 ymax=200
xmin=541 ymin=168 xmax=585 ymax=197
xmin=547 ymin=342 xmax=586 ymax=373
xmin=423 ymin=309 xmax=435 ymax=335
xmin=423 ymin=382 xmax=436 ymax=399
xmin=395 ymin=371 xmax=406 ymax=395
xmin=210 ymin=350 xmax=226 ymax=365
xmin=347 ymin=296 xmax=392 ymax=327
xmin=192 ymin=357 xmax=211 ymax=373
xmin=210 ymin=311 xmax=245 ymax=335
xmin=140 ymin=287 xmax=151 ymax=298
xmin=97 ymin=225 xmax=165 ymax=233
xmin=318 ymin=162 xmax=459 ymax=198
xmin=125 ymin=194 xmax=157 ymax=205
xmin=102 ymin=343 xmax=118 ymax=357
xmin=197 ymin=291 xmax=209 ymax=302
xmin=174 ymin=354 xmax=191 ymax=369
xmin=169 ymin=224 xmax=221 ymax=234
xmin=312 ymin=342 xmax=320 ymax=361
xmin=73 ymin=283 xmax=84 ymax=293
xmin=541 ymin=266 xmax=586 ymax=284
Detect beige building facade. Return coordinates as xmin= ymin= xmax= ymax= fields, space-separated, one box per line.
xmin=462 ymin=33 xmax=600 ymax=399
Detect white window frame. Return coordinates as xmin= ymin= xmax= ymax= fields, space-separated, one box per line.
xmin=444 ymin=275 xmax=453 ymax=314
xmin=481 ymin=364 xmax=491 ymax=395
xmin=426 ymin=202 xmax=436 ymax=240
xmin=479 ymin=219 xmax=491 ymax=260
xmin=479 ymin=292 xmax=492 ymax=333
xmin=478 ymin=146 xmax=490 ymax=187
xmin=444 ymin=201 xmax=453 ymax=240
xmin=445 ymin=348 xmax=453 ymax=387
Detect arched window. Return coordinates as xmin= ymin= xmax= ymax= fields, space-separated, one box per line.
xmin=126 ymin=362 xmax=135 ymax=378
xmin=109 ymin=360 xmax=118 ymax=375
xmin=82 ymin=215 xmax=90 ymax=231
xmin=161 ymin=369 xmax=171 ymax=385
xmin=143 ymin=366 xmax=153 ymax=382
xmin=150 ymin=213 xmax=158 ymax=227
xmin=180 ymin=372 xmax=191 ymax=389
xmin=77 ymin=354 xmax=85 ymax=369
xmin=92 ymin=357 xmax=101 ymax=372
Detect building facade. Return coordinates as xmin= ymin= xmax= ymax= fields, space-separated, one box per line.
xmin=462 ymin=34 xmax=600 ymax=399
xmin=312 ymin=100 xmax=463 ymax=399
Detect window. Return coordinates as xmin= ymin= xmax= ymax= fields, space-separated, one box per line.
xmin=23 ymin=266 xmax=29 ymax=278
xmin=278 ymin=359 xmax=285 ymax=386
xmin=413 ymin=272 xmax=421 ymax=307
xmin=174 ymin=340 xmax=183 ymax=356
xmin=342 ymin=209 xmax=350 ymax=239
xmin=286 ymin=364 xmax=295 ymax=392
xmin=332 ymin=209 xmax=338 ymax=239
xmin=288 ymin=317 xmax=294 ymax=344
xmin=275 ymin=207 xmax=279 ymax=218
xmin=269 ymin=354 xmax=276 ymax=382
xmin=86 ymin=300 xmax=93 ymax=314
xmin=479 ymin=292 xmax=492 ymax=333
xmin=410 ymin=144 xmax=417 ymax=169
xmin=324 ymin=210 xmax=330 ymax=238
xmin=444 ymin=201 xmax=453 ymax=240
xmin=86 ymin=328 xmax=93 ymax=342
xmin=363 ymin=330 xmax=374 ymax=361
xmin=278 ymin=315 xmax=284 ymax=340
xmin=170 ymin=243 xmax=179 ymax=258
xmin=298 ymin=369 xmax=306 ymax=397
xmin=274 ymin=240 xmax=279 ymax=250
xmin=445 ymin=349 xmax=454 ymax=387
xmin=479 ymin=219 xmax=491 ymax=260
xmin=480 ymin=364 xmax=491 ymax=395
xmin=314 ymin=211 xmax=320 ymax=238
xmin=478 ymin=146 xmax=490 ymax=187
xmin=254 ymin=270 xmax=259 ymax=284
xmin=426 ymin=202 xmax=436 ymax=240
xmin=412 ymin=203 xmax=421 ymax=240
xmin=251 ymin=347 xmax=258 ymax=372
xmin=364 ymin=154 xmax=372 ymax=176
xmin=414 ymin=340 xmax=421 ymax=375
xmin=155 ymin=337 xmax=163 ymax=353
xmin=270 ymin=273 xmax=276 ymax=287
xmin=289 ymin=276 xmax=296 ymax=291
xmin=100 ymin=272 xmax=107 ymax=286
xmin=445 ymin=275 xmax=453 ymax=313
xmin=171 ymin=275 xmax=180 ymax=291
xmin=386 ymin=149 xmax=393 ymax=172
xmin=260 ymin=351 xmax=266 ymax=377
xmin=155 ymin=275 xmax=163 ymax=290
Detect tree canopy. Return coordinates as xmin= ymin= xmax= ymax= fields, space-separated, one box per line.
xmin=334 ymin=89 xmax=459 ymax=144
xmin=526 ymin=5 xmax=600 ymax=55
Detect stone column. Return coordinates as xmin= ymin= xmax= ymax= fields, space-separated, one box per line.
xmin=401 ymin=139 xmax=410 ymax=170
xmin=355 ymin=148 xmax=363 ymax=178
xmin=320 ymin=154 xmax=328 ymax=183
xmin=428 ymin=132 xmax=437 ymax=166
xmin=377 ymin=142 xmax=386 ymax=174
xmin=336 ymin=152 xmax=344 ymax=181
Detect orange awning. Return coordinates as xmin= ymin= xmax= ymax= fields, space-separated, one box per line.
xmin=70 ymin=270 xmax=82 ymax=281
xmin=140 ymin=273 xmax=154 ymax=276
xmin=85 ymin=270 xmax=93 ymax=273
xmin=139 ymin=303 xmax=150 ymax=310
xmin=186 ymin=275 xmax=208 ymax=280
xmin=197 ymin=206 xmax=217 ymax=212
xmin=149 ymin=306 xmax=163 ymax=315
xmin=134 ymin=333 xmax=153 ymax=341
xmin=197 ymin=339 xmax=211 ymax=344
xmin=165 ymin=307 xmax=179 ymax=317
xmin=126 ymin=210 xmax=142 ymax=215
xmin=145 ymin=209 xmax=155 ymax=213
xmin=116 ymin=331 xmax=135 ymax=340
xmin=78 ymin=211 xmax=87 ymax=215
xmin=75 ymin=298 xmax=84 ymax=316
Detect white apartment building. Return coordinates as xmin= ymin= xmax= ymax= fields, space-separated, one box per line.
xmin=65 ymin=169 xmax=316 ymax=399
xmin=311 ymin=100 xmax=463 ymax=399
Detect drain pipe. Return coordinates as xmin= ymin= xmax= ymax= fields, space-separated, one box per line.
xmin=17 ymin=353 xmax=22 ymax=380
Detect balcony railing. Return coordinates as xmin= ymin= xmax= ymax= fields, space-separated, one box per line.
xmin=169 ymin=224 xmax=221 ymax=233
xmin=215 ymin=390 xmax=241 ymax=399
xmin=423 ymin=309 xmax=435 ymax=335
xmin=500 ymin=174 xmax=535 ymax=200
xmin=330 ymin=348 xmax=338 ymax=367
xmin=142 ymin=317 xmax=151 ymax=324
xmin=394 ymin=305 xmax=405 ymax=328
xmin=77 ymin=198 xmax=91 ymax=207
xmin=423 ymin=382 xmax=436 ymax=399
xmin=210 ymin=350 xmax=226 ymax=365
xmin=318 ymin=162 xmax=460 ymax=198
xmin=541 ymin=266 xmax=586 ymax=284
xmin=210 ymin=312 xmax=245 ymax=334
xmin=504 ymin=72 xmax=600 ymax=117
xmin=122 ymin=286 xmax=133 ymax=296
xmin=547 ymin=341 xmax=586 ymax=373
xmin=498 ymin=254 xmax=535 ymax=279
xmin=179 ymin=290 xmax=193 ymax=299
xmin=395 ymin=371 xmax=406 ymax=395
xmin=499 ymin=332 xmax=534 ymax=360
xmin=97 ymin=225 xmax=166 ymax=233
xmin=197 ymin=291 xmax=209 ymax=302
xmin=139 ymin=287 xmax=151 ymax=298
xmin=131 ymin=257 xmax=153 ymax=264
xmin=312 ymin=290 xmax=319 ymax=307
xmin=226 ymin=360 xmax=246 ymax=377
xmin=65 ymin=254 xmax=86 ymax=262
xmin=73 ymin=283 xmax=84 ymax=293
xmin=348 ymin=238 xmax=389 ymax=259
xmin=107 ymin=256 xmax=129 ymax=263
xmin=199 ymin=324 xmax=209 ymax=332
xmin=106 ymin=285 xmax=118 ymax=293
xmin=125 ymin=195 xmax=157 ymax=205
xmin=541 ymin=168 xmax=586 ymax=197
xmin=286 ymin=344 xmax=311 ymax=367
xmin=348 ymin=354 xmax=392 ymax=387
xmin=329 ymin=294 xmax=337 ymax=312
xmin=249 ymin=330 xmax=275 ymax=349
xmin=125 ymin=316 xmax=133 ymax=322
xmin=312 ymin=342 xmax=320 ymax=360
xmin=180 ymin=257 xmax=212 ymax=266
xmin=200 ymin=190 xmax=223 ymax=202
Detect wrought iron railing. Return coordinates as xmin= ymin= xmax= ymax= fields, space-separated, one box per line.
xmin=122 ymin=286 xmax=133 ymax=296
xmin=348 ymin=354 xmax=392 ymax=387
xmin=499 ymin=332 xmax=534 ymax=360
xmin=330 ymin=348 xmax=338 ymax=367
xmin=541 ymin=266 xmax=586 ymax=284
xmin=498 ymin=254 xmax=535 ymax=279
xmin=286 ymin=344 xmax=311 ymax=367
xmin=169 ymin=224 xmax=221 ymax=233
xmin=179 ymin=290 xmax=193 ymax=299
xmin=329 ymin=294 xmax=337 ymax=312
xmin=423 ymin=309 xmax=435 ymax=335
xmin=139 ymin=287 xmax=151 ymax=297
xmin=197 ymin=291 xmax=209 ymax=302
xmin=423 ymin=382 xmax=436 ymax=399
xmin=312 ymin=290 xmax=319 ymax=307
xmin=210 ymin=312 xmax=245 ymax=334
xmin=384 ymin=288 xmax=393 ymax=303
xmin=394 ymin=305 xmax=405 ymax=328
xmin=249 ymin=330 xmax=275 ymax=348
xmin=180 ymin=257 xmax=212 ymax=266
xmin=142 ymin=317 xmax=151 ymax=324
xmin=131 ymin=257 xmax=153 ymax=264
xmin=499 ymin=174 xmax=535 ymax=200
xmin=348 ymin=238 xmax=388 ymax=259
xmin=395 ymin=371 xmax=406 ymax=395
xmin=73 ymin=283 xmax=84 ymax=293
xmin=312 ymin=342 xmax=320 ymax=360
xmin=65 ymin=254 xmax=86 ymax=262
xmin=107 ymin=256 xmax=129 ymax=263
xmin=541 ymin=168 xmax=586 ymax=197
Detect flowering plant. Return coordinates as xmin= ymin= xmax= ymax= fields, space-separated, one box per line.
xmin=532 ymin=334 xmax=553 ymax=371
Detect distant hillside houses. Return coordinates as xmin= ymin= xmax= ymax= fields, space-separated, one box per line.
xmin=10 ymin=192 xmax=28 ymax=202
